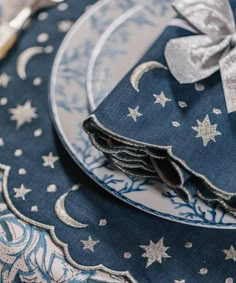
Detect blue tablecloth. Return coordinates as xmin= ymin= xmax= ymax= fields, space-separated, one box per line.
xmin=1 ymin=1 xmax=236 ymax=282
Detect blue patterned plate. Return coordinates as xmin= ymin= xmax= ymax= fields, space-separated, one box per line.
xmin=50 ymin=0 xmax=236 ymax=228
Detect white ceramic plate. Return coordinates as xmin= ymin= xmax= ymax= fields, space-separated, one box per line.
xmin=50 ymin=0 xmax=236 ymax=228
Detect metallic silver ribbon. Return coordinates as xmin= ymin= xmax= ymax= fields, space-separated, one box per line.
xmin=165 ymin=0 xmax=236 ymax=113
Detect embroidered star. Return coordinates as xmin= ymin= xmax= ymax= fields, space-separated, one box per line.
xmin=42 ymin=152 xmax=59 ymax=169
xmin=192 ymin=115 xmax=221 ymax=146
xmin=0 ymin=73 xmax=11 ymax=87
xmin=80 ymin=236 xmax=99 ymax=252
xmin=14 ymin=184 xmax=31 ymax=200
xmin=223 ymin=245 xmax=236 ymax=262
xmin=153 ymin=91 xmax=171 ymax=107
xmin=57 ymin=20 xmax=73 ymax=32
xmin=9 ymin=100 xmax=38 ymax=129
xmin=127 ymin=106 xmax=142 ymax=122
xmin=140 ymin=237 xmax=171 ymax=267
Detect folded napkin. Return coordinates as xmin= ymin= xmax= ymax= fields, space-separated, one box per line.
xmin=84 ymin=0 xmax=236 ymax=214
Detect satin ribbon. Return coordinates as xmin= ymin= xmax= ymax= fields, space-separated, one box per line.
xmin=165 ymin=0 xmax=236 ymax=113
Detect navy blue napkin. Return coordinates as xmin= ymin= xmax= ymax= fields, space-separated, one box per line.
xmin=84 ymin=1 xmax=236 ymax=214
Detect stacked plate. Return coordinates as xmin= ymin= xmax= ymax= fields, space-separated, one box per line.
xmin=50 ymin=0 xmax=236 ymax=228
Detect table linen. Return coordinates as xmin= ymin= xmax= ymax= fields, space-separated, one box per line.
xmin=1 ymin=0 xmax=236 ymax=282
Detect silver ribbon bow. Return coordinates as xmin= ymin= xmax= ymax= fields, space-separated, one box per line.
xmin=165 ymin=0 xmax=236 ymax=113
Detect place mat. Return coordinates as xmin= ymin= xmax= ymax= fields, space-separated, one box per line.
xmin=0 ymin=170 xmax=118 ymax=282
xmin=1 ymin=0 xmax=236 ymax=282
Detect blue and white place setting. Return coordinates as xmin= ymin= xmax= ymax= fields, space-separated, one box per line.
xmin=1 ymin=0 xmax=236 ymax=282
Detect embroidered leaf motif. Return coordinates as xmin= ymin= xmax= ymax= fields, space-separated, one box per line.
xmin=172 ymin=121 xmax=181 ymax=127
xmin=212 ymin=108 xmax=222 ymax=115
xmin=178 ymin=101 xmax=187 ymax=108
xmin=195 ymin=82 xmax=205 ymax=92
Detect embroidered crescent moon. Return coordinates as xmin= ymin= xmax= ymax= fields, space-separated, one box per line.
xmin=16 ymin=46 xmax=47 ymax=80
xmin=55 ymin=192 xmax=88 ymax=228
xmin=130 ymin=61 xmax=168 ymax=92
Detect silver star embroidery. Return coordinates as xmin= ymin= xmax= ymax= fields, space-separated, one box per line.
xmin=192 ymin=115 xmax=221 ymax=146
xmin=80 ymin=236 xmax=99 ymax=252
xmin=42 ymin=152 xmax=59 ymax=169
xmin=57 ymin=20 xmax=73 ymax=32
xmin=127 ymin=106 xmax=142 ymax=122
xmin=9 ymin=100 xmax=38 ymax=129
xmin=223 ymin=246 xmax=236 ymax=262
xmin=140 ymin=237 xmax=171 ymax=267
xmin=0 ymin=73 xmax=11 ymax=87
xmin=14 ymin=184 xmax=31 ymax=200
xmin=153 ymin=91 xmax=171 ymax=107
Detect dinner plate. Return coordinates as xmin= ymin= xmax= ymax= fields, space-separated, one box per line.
xmin=50 ymin=0 xmax=236 ymax=228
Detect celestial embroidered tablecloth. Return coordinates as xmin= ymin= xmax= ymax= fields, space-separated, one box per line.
xmin=1 ymin=0 xmax=236 ymax=282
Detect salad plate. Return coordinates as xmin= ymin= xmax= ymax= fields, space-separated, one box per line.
xmin=50 ymin=0 xmax=236 ymax=228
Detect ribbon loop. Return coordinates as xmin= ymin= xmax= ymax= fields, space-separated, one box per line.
xmin=173 ymin=0 xmax=235 ymax=38
xmin=165 ymin=0 xmax=236 ymax=113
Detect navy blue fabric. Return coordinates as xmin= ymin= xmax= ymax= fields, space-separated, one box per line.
xmin=1 ymin=1 xmax=236 ymax=282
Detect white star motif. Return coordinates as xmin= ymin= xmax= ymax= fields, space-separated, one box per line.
xmin=223 ymin=246 xmax=236 ymax=262
xmin=42 ymin=152 xmax=59 ymax=169
xmin=80 ymin=236 xmax=99 ymax=252
xmin=127 ymin=106 xmax=142 ymax=122
xmin=192 ymin=115 xmax=221 ymax=146
xmin=14 ymin=184 xmax=31 ymax=200
xmin=153 ymin=91 xmax=171 ymax=107
xmin=9 ymin=100 xmax=38 ymax=129
xmin=140 ymin=237 xmax=171 ymax=267
xmin=57 ymin=20 xmax=73 ymax=32
xmin=0 ymin=73 xmax=11 ymax=87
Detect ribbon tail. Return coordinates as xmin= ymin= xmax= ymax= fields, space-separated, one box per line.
xmin=220 ymin=49 xmax=236 ymax=113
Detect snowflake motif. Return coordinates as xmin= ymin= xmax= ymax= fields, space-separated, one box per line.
xmin=192 ymin=115 xmax=221 ymax=146
xmin=9 ymin=101 xmax=38 ymax=129
xmin=223 ymin=246 xmax=236 ymax=262
xmin=140 ymin=237 xmax=171 ymax=267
